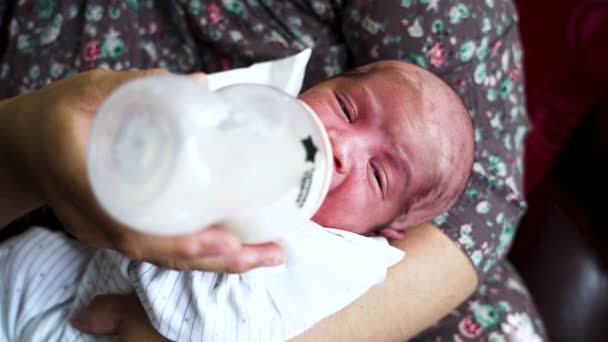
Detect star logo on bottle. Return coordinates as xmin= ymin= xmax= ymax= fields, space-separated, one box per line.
xmin=301 ymin=136 xmax=318 ymax=163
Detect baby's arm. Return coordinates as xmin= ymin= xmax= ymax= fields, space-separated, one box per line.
xmin=0 ymin=228 xmax=92 ymax=341
xmin=127 ymin=263 xmax=287 ymax=342
xmin=70 ymin=293 xmax=170 ymax=342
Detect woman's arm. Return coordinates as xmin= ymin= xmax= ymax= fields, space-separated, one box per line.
xmin=72 ymin=222 xmax=477 ymax=341
xmin=0 ymin=97 xmax=44 ymax=228
xmin=290 ymin=223 xmax=477 ymax=341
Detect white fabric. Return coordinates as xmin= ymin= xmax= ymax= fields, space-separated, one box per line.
xmin=0 ymin=225 xmax=403 ymax=341
xmin=206 ymin=48 xmax=311 ymax=96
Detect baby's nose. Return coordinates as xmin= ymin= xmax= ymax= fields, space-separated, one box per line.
xmin=329 ymin=157 xmax=347 ymax=191
xmin=328 ymin=132 xmax=353 ymax=191
xmin=327 ymin=130 xmax=348 ymax=191
xmin=334 ymin=156 xmax=344 ymax=173
xmin=328 ymin=129 xmax=350 ymax=173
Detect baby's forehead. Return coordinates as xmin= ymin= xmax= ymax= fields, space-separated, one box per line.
xmin=338 ymin=61 xmax=462 ymax=127
xmin=358 ymin=61 xmax=451 ymax=93
xmin=372 ymin=64 xmax=463 ymax=113
xmin=367 ymin=63 xmax=467 ymax=148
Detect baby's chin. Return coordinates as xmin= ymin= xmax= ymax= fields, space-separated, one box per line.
xmin=312 ymin=205 xmax=407 ymax=240
xmin=311 ymin=207 xmax=369 ymax=235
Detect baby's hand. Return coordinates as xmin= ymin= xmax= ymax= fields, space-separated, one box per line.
xmin=70 ymin=294 xmax=169 ymax=341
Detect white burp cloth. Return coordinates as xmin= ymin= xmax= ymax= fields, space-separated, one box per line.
xmin=129 ymin=221 xmax=404 ymax=341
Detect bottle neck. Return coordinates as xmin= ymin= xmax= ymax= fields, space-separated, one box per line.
xmin=296 ymin=99 xmax=333 ymax=219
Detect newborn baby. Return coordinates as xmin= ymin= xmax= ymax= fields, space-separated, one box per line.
xmin=0 ymin=60 xmax=473 ymax=342
xmin=304 ymin=60 xmax=474 ymax=239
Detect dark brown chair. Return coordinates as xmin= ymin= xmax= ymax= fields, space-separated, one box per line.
xmin=510 ymin=99 xmax=608 ymax=342
xmin=507 ymin=1 xmax=608 ymax=340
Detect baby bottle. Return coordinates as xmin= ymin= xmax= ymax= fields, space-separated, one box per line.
xmin=87 ymin=74 xmax=333 ymax=243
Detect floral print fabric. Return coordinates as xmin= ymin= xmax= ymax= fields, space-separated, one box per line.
xmin=0 ymin=0 xmax=545 ymax=340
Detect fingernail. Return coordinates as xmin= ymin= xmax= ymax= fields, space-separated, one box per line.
xmin=262 ymin=252 xmax=286 ymax=266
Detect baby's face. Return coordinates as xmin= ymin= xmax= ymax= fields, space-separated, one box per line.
xmin=300 ymin=62 xmax=433 ymax=238
xmin=299 ymin=62 xmax=452 ymax=239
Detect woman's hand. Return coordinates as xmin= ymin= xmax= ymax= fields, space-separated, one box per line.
xmin=1 ymin=69 xmax=284 ymax=272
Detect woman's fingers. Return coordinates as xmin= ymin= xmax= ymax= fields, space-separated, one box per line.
xmin=108 ymin=226 xmax=241 ymax=263
xmin=172 ymin=241 xmax=286 ymax=273
xmin=189 ymin=72 xmax=207 ymax=83
xmin=103 ymin=224 xmax=285 ymax=272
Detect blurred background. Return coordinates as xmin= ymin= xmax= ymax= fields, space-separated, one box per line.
xmin=507 ymin=0 xmax=608 ymax=341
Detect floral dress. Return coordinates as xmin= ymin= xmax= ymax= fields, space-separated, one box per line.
xmin=0 ymin=1 xmax=546 ymax=340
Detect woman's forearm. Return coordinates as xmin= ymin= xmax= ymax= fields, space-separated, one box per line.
xmin=290 ymin=223 xmax=478 ymax=341
xmin=0 ymin=96 xmax=44 ymax=228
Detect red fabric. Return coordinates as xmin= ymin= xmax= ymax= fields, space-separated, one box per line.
xmin=515 ymin=0 xmax=608 ymax=193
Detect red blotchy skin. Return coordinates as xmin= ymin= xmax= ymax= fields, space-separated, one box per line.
xmin=299 ymin=61 xmax=473 ymax=239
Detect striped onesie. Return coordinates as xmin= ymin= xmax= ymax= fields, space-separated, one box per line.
xmin=0 ymin=225 xmax=402 ymax=341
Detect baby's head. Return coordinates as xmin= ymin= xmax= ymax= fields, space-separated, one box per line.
xmin=299 ymin=61 xmax=474 ymax=239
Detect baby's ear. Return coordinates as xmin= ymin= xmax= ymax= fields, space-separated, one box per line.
xmin=377 ymin=228 xmax=406 ymax=240
xmin=378 ymin=213 xmax=409 ymax=240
